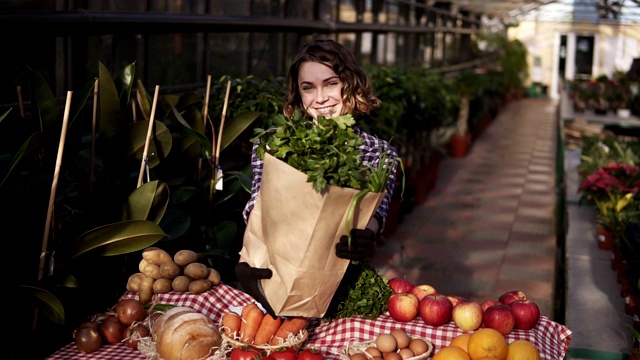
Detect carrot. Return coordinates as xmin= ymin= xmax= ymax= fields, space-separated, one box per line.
xmin=220 ymin=312 xmax=242 ymax=338
xmin=238 ymin=303 xmax=259 ymax=337
xmin=240 ymin=306 xmax=264 ymax=344
xmin=253 ymin=314 xmax=283 ymax=345
xmin=269 ymin=316 xmax=308 ymax=345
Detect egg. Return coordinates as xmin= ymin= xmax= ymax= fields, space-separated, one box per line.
xmin=398 ymin=348 xmax=416 ymax=359
xmin=376 ymin=333 xmax=398 ymax=353
xmin=408 ymin=338 xmax=429 ymax=356
xmin=350 ymin=353 xmax=368 ymax=360
xmin=383 ymin=352 xmax=402 ymax=360
xmin=390 ymin=329 xmax=410 ymax=349
xmin=364 ymin=347 xmax=382 ymax=358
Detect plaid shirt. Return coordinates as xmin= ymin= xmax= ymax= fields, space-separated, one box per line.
xmin=242 ymin=125 xmax=398 ymax=232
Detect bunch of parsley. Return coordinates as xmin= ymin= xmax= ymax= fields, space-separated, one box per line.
xmin=252 ymin=110 xmax=373 ymax=192
xmin=322 ymin=261 xmax=392 ymax=321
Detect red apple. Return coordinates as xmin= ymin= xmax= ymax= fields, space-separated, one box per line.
xmin=447 ymin=295 xmax=467 ymax=308
xmin=389 ymin=277 xmax=415 ymax=294
xmin=509 ymin=299 xmax=541 ymax=330
xmin=481 ymin=299 xmax=501 ymax=312
xmin=411 ymin=284 xmax=438 ymax=301
xmin=452 ymin=301 xmax=483 ymax=331
xmin=498 ymin=290 xmax=527 ymax=305
xmin=418 ymin=294 xmax=453 ymax=327
xmin=387 ymin=292 xmax=420 ymax=322
xmin=482 ymin=304 xmax=515 ymax=335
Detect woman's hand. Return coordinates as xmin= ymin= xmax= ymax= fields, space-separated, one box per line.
xmin=235 ymin=262 xmax=276 ymax=317
xmin=335 ymin=228 xmax=377 ymax=261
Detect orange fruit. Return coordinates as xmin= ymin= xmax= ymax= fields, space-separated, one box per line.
xmin=506 ymin=340 xmax=541 ymax=360
xmin=467 ymin=328 xmax=508 ymax=360
xmin=450 ymin=333 xmax=471 ymax=352
xmin=433 ymin=346 xmax=471 ymax=360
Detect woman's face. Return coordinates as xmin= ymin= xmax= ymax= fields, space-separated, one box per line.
xmin=298 ymin=61 xmax=343 ymax=120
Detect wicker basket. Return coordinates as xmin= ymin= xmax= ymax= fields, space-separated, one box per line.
xmin=217 ymin=325 xmax=308 ymax=357
xmin=338 ymin=336 xmax=433 ymax=360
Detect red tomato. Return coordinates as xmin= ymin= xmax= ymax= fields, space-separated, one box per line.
xmin=298 ymin=348 xmax=324 ymax=360
xmin=270 ymin=347 xmax=297 ymax=360
xmin=231 ymin=346 xmax=261 ymax=360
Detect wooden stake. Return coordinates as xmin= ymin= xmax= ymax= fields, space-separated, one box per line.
xmin=214 ymin=80 xmax=232 ymax=165
xmin=137 ymin=85 xmax=160 ymax=188
xmin=90 ymin=79 xmax=98 ymax=192
xmin=38 ymin=91 xmax=73 ymax=280
xmin=198 ymin=75 xmax=212 ymax=181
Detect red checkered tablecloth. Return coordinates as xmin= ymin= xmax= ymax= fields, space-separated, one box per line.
xmin=47 ymin=283 xmax=572 ymax=360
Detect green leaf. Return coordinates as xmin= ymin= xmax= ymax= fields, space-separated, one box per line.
xmin=99 ymin=61 xmax=125 ymax=140
xmin=220 ymin=111 xmax=262 ymax=151
xmin=136 ymin=80 xmax=151 ymax=120
xmin=122 ymin=180 xmax=169 ymax=223
xmin=123 ymin=119 xmax=173 ymax=168
xmin=27 ymin=67 xmax=58 ymax=134
xmin=62 ymin=220 xmax=166 ymax=264
xmin=69 ymin=77 xmax=97 ymax=128
xmin=0 ymin=132 xmax=46 ymax=188
xmin=158 ymin=207 xmax=190 ymax=241
xmin=116 ymin=62 xmax=136 ymax=112
xmin=19 ymin=285 xmax=65 ymax=325
xmin=0 ymin=107 xmax=12 ymax=123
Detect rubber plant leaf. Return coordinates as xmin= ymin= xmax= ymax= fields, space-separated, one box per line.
xmin=27 ymin=66 xmax=58 ymax=134
xmin=122 ymin=180 xmax=169 ymax=224
xmin=68 ymin=77 xmax=96 ymax=128
xmin=123 ymin=119 xmax=173 ymax=168
xmin=115 ymin=62 xmax=136 ymax=113
xmin=136 ymin=79 xmax=151 ymax=120
xmin=158 ymin=207 xmax=190 ymax=241
xmin=174 ymin=106 xmax=212 ymax=159
xmin=62 ymin=220 xmax=166 ymax=264
xmin=0 ymin=107 xmax=11 ymax=123
xmin=0 ymin=132 xmax=46 ymax=188
xmin=220 ymin=111 xmax=262 ymax=151
xmin=98 ymin=61 xmax=125 ymax=140
xmin=212 ymin=220 xmax=238 ymax=254
xmin=19 ymin=285 xmax=65 ymax=325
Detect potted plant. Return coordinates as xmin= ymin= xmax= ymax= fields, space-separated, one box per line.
xmin=609 ymin=69 xmax=633 ymax=117
xmin=578 ymin=163 xmax=640 ymax=250
xmin=626 ymin=300 xmax=640 ymax=360
xmin=449 ymin=70 xmax=484 ymax=157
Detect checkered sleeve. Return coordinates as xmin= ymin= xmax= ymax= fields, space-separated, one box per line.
xmin=242 ymin=140 xmax=263 ymax=224
xmin=355 ymin=126 xmax=399 ymax=232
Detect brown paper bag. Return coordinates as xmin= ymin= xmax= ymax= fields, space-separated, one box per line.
xmin=239 ymin=153 xmax=385 ymax=318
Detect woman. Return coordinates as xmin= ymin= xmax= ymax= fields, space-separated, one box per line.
xmin=236 ymin=38 xmax=399 ymax=316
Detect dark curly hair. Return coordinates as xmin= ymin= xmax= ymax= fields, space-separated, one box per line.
xmin=283 ymin=39 xmax=380 ymax=118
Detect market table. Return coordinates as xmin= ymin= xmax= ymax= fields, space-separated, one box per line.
xmin=47 ymin=283 xmax=572 ymax=360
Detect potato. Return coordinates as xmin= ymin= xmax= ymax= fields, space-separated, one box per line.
xmin=138 ymin=275 xmax=155 ymax=305
xmin=139 ymin=259 xmax=162 ymax=279
xmin=172 ymin=276 xmax=192 ymax=292
xmin=159 ymin=260 xmax=181 ymax=279
xmin=188 ymin=279 xmax=212 ymax=294
xmin=207 ymin=268 xmax=221 ymax=285
xmin=174 ymin=249 xmax=198 ymax=266
xmin=153 ymin=278 xmax=173 ymax=293
xmin=184 ymin=262 xmax=209 ymax=280
xmin=142 ymin=247 xmax=172 ymax=266
xmin=126 ymin=272 xmax=147 ymax=292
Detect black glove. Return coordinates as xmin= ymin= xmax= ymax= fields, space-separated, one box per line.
xmin=335 ymin=228 xmax=377 ymax=261
xmin=234 ymin=262 xmax=276 ymax=317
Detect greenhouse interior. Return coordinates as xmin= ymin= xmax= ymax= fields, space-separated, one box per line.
xmin=1 ymin=1 xmax=640 ymax=359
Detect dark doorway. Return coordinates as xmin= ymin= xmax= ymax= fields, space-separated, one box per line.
xmin=575 ymin=35 xmax=594 ymax=77
xmin=559 ymin=35 xmax=567 ymax=79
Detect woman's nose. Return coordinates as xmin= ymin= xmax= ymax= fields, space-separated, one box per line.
xmin=316 ymin=88 xmax=328 ymax=102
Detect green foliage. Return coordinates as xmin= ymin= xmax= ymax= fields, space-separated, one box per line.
xmin=322 ymin=261 xmax=392 ymax=321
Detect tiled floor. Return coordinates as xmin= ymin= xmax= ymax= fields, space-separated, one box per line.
xmin=371 ymin=98 xmax=560 ymax=319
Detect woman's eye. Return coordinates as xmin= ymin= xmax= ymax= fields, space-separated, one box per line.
xmin=327 ymin=81 xmax=339 ymax=87
xmin=301 ymin=85 xmax=313 ymax=91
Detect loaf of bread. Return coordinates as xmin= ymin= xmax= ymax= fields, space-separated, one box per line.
xmin=153 ymin=306 xmax=221 ymax=360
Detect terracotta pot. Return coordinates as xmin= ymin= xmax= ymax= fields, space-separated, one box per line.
xmin=449 ymin=133 xmax=472 ymax=158
xmin=596 ymin=226 xmax=615 ymax=251
xmin=611 ymin=247 xmax=623 ymax=271
xmin=626 ymin=294 xmax=639 ymax=316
